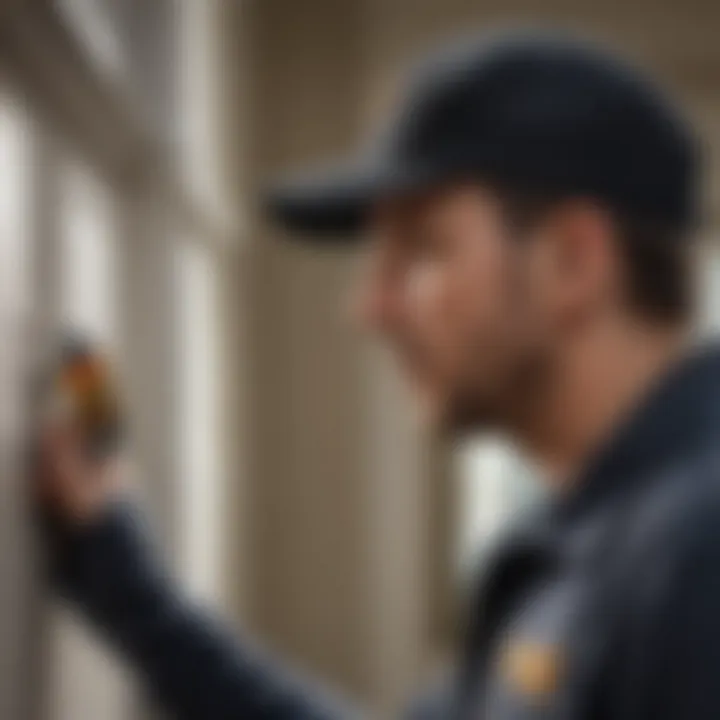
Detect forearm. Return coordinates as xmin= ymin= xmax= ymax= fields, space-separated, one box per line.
xmin=49 ymin=502 xmax=358 ymax=720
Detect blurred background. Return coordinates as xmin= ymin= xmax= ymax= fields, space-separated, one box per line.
xmin=0 ymin=0 xmax=719 ymax=718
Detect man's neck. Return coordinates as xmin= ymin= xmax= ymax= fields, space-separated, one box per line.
xmin=519 ymin=322 xmax=690 ymax=490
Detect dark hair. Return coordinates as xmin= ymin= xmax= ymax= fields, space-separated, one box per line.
xmin=496 ymin=186 xmax=694 ymax=324
xmin=614 ymin=216 xmax=694 ymax=324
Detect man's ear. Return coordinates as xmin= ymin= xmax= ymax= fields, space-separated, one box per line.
xmin=544 ymin=201 xmax=619 ymax=324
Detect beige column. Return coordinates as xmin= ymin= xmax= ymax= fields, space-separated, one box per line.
xmin=244 ymin=1 xmax=437 ymax=715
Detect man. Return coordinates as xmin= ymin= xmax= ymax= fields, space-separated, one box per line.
xmin=37 ymin=31 xmax=720 ymax=719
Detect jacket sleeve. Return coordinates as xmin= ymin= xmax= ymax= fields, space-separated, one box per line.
xmin=49 ymin=502 xmax=360 ymax=720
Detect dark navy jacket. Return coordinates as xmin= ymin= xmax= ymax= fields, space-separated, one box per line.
xmin=53 ymin=344 xmax=720 ymax=719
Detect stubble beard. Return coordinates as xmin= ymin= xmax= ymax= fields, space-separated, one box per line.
xmin=440 ymin=347 xmax=555 ymax=440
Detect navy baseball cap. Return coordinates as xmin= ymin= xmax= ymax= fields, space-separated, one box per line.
xmin=265 ymin=32 xmax=701 ymax=239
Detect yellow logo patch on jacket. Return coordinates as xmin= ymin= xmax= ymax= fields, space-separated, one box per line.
xmin=500 ymin=639 xmax=563 ymax=704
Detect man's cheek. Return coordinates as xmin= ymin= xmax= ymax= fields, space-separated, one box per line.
xmin=418 ymin=316 xmax=463 ymax=390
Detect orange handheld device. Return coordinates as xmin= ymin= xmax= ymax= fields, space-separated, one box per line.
xmin=42 ymin=335 xmax=125 ymax=459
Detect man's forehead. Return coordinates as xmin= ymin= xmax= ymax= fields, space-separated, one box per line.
xmin=369 ymin=181 xmax=498 ymax=230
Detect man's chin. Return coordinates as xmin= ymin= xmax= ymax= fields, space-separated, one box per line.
xmin=413 ymin=388 xmax=495 ymax=437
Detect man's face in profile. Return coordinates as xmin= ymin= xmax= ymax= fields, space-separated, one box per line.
xmin=352 ymin=183 xmax=614 ymax=434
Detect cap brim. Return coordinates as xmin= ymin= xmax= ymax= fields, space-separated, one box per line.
xmin=264 ymin=159 xmax=437 ymax=240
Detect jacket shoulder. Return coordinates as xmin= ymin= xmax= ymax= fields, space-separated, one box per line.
xmin=620 ymin=451 xmax=720 ymax=580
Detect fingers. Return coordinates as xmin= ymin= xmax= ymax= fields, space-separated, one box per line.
xmin=35 ymin=419 xmax=122 ymax=525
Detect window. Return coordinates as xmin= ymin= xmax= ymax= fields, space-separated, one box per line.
xmin=0 ymin=91 xmax=33 ymax=720
xmin=697 ymin=241 xmax=720 ymax=335
xmin=176 ymin=237 xmax=224 ymax=602
xmin=457 ymin=438 xmax=540 ymax=573
xmin=0 ymin=95 xmax=31 ymax=444
xmin=49 ymin=159 xmax=132 ymax=720
xmin=57 ymin=0 xmax=127 ymax=83
xmin=172 ymin=0 xmax=229 ymax=604
xmin=59 ymin=161 xmax=118 ymax=346
xmin=0 ymin=6 xmax=234 ymax=716
xmin=177 ymin=0 xmax=228 ymax=224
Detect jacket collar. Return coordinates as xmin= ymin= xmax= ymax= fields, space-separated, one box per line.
xmin=557 ymin=340 xmax=720 ymax=521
